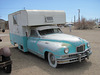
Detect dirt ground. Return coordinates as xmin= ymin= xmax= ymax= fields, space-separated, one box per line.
xmin=0 ymin=27 xmax=100 ymax=75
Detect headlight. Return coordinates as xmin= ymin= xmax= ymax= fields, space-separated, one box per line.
xmin=64 ymin=48 xmax=69 ymax=54
xmin=87 ymin=43 xmax=90 ymax=48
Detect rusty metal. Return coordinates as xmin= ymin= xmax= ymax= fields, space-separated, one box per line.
xmin=0 ymin=60 xmax=12 ymax=68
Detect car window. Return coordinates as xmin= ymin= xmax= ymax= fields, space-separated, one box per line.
xmin=30 ymin=30 xmax=38 ymax=37
xmin=38 ymin=28 xmax=62 ymax=36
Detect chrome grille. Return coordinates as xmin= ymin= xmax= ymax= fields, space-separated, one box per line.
xmin=77 ymin=44 xmax=85 ymax=52
xmin=69 ymin=52 xmax=87 ymax=58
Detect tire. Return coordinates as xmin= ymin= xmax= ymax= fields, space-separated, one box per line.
xmin=4 ymin=64 xmax=12 ymax=73
xmin=2 ymin=56 xmax=12 ymax=73
xmin=48 ymin=52 xmax=57 ymax=68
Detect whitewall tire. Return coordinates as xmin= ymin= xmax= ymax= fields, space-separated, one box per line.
xmin=48 ymin=52 xmax=57 ymax=68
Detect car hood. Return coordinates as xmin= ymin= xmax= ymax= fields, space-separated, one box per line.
xmin=42 ymin=33 xmax=84 ymax=46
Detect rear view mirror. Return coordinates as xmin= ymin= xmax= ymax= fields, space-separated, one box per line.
xmin=2 ymin=29 xmax=5 ymax=33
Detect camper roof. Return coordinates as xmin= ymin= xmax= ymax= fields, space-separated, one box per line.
xmin=8 ymin=10 xmax=66 ymax=26
xmin=9 ymin=10 xmax=65 ymax=14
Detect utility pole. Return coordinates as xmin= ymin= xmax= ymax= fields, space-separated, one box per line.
xmin=74 ymin=15 xmax=76 ymax=25
xmin=78 ymin=9 xmax=80 ymax=23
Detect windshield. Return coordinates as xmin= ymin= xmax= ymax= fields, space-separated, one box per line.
xmin=38 ymin=28 xmax=62 ymax=36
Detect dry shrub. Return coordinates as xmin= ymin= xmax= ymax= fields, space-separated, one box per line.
xmin=74 ymin=18 xmax=96 ymax=30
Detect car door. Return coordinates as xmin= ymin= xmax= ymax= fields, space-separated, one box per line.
xmin=27 ymin=30 xmax=39 ymax=53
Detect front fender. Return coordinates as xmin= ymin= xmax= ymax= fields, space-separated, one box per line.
xmin=43 ymin=48 xmax=65 ymax=59
xmin=37 ymin=41 xmax=71 ymax=58
xmin=0 ymin=47 xmax=11 ymax=57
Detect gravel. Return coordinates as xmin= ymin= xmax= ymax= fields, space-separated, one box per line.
xmin=0 ymin=28 xmax=100 ymax=75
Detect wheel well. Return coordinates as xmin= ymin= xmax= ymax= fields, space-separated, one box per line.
xmin=2 ymin=56 xmax=11 ymax=62
xmin=44 ymin=51 xmax=48 ymax=61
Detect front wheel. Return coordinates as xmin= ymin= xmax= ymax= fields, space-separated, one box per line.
xmin=48 ymin=52 xmax=57 ymax=68
xmin=4 ymin=64 xmax=12 ymax=73
xmin=2 ymin=56 xmax=12 ymax=73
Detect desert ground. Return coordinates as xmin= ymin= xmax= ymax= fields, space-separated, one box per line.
xmin=0 ymin=27 xmax=100 ymax=75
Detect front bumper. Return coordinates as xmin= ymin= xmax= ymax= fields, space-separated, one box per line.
xmin=0 ymin=60 xmax=12 ymax=68
xmin=57 ymin=48 xmax=92 ymax=64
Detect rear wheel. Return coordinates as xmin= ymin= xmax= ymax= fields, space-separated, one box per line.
xmin=48 ymin=52 xmax=57 ymax=68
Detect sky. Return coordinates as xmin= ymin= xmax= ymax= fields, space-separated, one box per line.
xmin=0 ymin=0 xmax=100 ymax=22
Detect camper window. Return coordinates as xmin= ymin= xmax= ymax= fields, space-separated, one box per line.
xmin=13 ymin=15 xmax=17 ymax=25
xmin=45 ymin=17 xmax=53 ymax=23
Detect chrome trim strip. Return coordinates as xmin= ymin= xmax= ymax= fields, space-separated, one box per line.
xmin=28 ymin=49 xmax=44 ymax=59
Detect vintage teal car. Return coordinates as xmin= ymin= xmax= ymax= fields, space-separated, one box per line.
xmin=9 ymin=10 xmax=92 ymax=68
xmin=26 ymin=25 xmax=92 ymax=68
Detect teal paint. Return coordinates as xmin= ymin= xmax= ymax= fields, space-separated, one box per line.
xmin=10 ymin=33 xmax=28 ymax=52
xmin=43 ymin=48 xmax=61 ymax=59
xmin=38 ymin=38 xmax=85 ymax=54
xmin=27 ymin=37 xmax=40 ymax=53
xmin=9 ymin=33 xmax=89 ymax=60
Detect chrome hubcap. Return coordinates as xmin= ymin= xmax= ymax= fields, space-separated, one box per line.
xmin=50 ymin=54 xmax=55 ymax=64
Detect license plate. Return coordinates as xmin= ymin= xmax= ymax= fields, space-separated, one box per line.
xmin=0 ymin=56 xmax=2 ymax=61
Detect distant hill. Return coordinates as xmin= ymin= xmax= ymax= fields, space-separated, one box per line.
xmin=0 ymin=19 xmax=6 ymax=23
xmin=0 ymin=19 xmax=6 ymax=29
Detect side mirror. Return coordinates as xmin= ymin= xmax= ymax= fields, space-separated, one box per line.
xmin=2 ymin=29 xmax=5 ymax=33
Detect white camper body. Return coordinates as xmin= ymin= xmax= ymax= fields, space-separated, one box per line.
xmin=8 ymin=10 xmax=66 ymax=52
